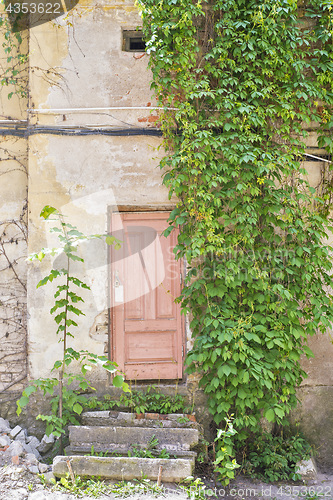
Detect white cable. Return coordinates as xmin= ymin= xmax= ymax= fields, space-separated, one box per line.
xmin=27 ymin=106 xmax=177 ymax=114
xmin=0 ymin=120 xmax=27 ymax=123
xmin=304 ymin=152 xmax=332 ymax=163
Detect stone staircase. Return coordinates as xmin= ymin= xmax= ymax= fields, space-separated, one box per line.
xmin=53 ymin=410 xmax=200 ymax=482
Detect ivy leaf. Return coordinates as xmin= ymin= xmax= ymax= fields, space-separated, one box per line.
xmin=264 ymin=409 xmax=275 ymax=422
xmin=238 ymin=388 xmax=247 ymax=399
xmin=112 ymin=375 xmax=125 ymax=387
xmin=274 ymin=407 xmax=285 ymax=419
xmin=105 ymin=235 xmax=115 ymax=245
xmin=23 ymin=385 xmax=37 ymax=397
xmin=52 ymin=361 xmax=62 ymax=371
xmin=303 ymin=346 xmax=314 ymax=358
xmin=163 ymin=226 xmax=173 ymax=237
xmin=40 ymin=205 xmax=57 ymax=219
xmin=37 ymin=251 xmax=45 ymax=262
xmin=122 ymin=382 xmax=131 ymax=393
xmin=67 ymin=230 xmax=83 ymax=237
xmin=73 ymin=403 xmax=83 ymax=415
xmin=17 ymin=396 xmax=29 ymax=409
xmin=218 ymin=364 xmax=231 ymax=377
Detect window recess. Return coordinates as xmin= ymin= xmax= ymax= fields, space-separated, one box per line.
xmin=123 ymin=31 xmax=146 ymax=52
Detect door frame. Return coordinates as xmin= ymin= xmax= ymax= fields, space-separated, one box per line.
xmin=108 ymin=208 xmax=186 ymax=382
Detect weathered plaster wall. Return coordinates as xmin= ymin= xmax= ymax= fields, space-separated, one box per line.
xmin=294 ymin=330 xmax=333 ymax=471
xmin=27 ymin=0 xmax=174 ymax=383
xmin=0 ymin=138 xmax=28 ymax=393
xmin=0 ymin=15 xmax=28 ymax=400
xmin=28 ymin=134 xmax=169 ymax=378
xmin=285 ymin=146 xmax=333 ymax=470
xmin=294 ymin=132 xmax=333 ymax=471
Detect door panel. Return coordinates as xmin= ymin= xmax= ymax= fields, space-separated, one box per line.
xmin=110 ymin=212 xmax=183 ymax=380
xmin=126 ymin=332 xmax=175 ymax=361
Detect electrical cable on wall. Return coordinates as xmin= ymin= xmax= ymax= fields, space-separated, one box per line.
xmin=0 ymin=124 xmax=163 ymax=137
xmin=0 ymin=122 xmax=330 ymax=165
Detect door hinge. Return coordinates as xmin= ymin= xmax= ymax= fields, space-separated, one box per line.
xmin=182 ymin=345 xmax=184 ymax=358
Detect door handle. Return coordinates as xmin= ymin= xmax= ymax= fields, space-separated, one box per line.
xmin=114 ymin=270 xmax=122 ymax=288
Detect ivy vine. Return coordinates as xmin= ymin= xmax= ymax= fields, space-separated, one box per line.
xmin=138 ymin=0 xmax=333 ymax=479
xmin=0 ymin=5 xmax=28 ymax=100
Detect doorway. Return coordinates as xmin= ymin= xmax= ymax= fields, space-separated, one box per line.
xmin=110 ymin=212 xmax=184 ymax=380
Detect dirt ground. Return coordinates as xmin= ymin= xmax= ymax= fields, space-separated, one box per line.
xmin=207 ymin=472 xmax=333 ymax=500
xmin=0 ymin=463 xmax=332 ymax=500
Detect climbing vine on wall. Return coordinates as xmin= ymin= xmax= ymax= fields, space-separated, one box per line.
xmin=0 ymin=141 xmax=28 ymax=397
xmin=0 ymin=4 xmax=29 ymax=397
xmin=138 ymin=0 xmax=333 ymax=475
xmin=0 ymin=3 xmax=28 ymax=100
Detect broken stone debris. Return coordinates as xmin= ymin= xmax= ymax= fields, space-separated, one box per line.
xmin=27 ymin=436 xmax=40 ymax=448
xmin=5 ymin=440 xmax=25 ymax=457
xmin=15 ymin=428 xmax=28 ymax=442
xmin=0 ymin=418 xmax=52 ymax=476
xmin=10 ymin=425 xmax=23 ymax=439
xmin=296 ymin=458 xmax=318 ymax=480
xmin=0 ymin=434 xmax=11 ymax=447
xmin=0 ymin=417 xmax=11 ymax=433
xmin=38 ymin=462 xmax=49 ymax=474
xmin=0 ymin=465 xmax=57 ymax=500
xmin=37 ymin=433 xmax=55 ymax=454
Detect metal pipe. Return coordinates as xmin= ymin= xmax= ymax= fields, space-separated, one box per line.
xmin=0 ymin=120 xmax=27 ymax=123
xmin=304 ymin=152 xmax=332 ymax=163
xmin=28 ymin=106 xmax=176 ymax=114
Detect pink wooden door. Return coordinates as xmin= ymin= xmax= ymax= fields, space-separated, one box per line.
xmin=110 ymin=212 xmax=183 ymax=380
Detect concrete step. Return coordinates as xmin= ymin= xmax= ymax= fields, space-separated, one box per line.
xmin=81 ymin=411 xmax=200 ymax=429
xmin=53 ymin=455 xmax=194 ymax=482
xmin=65 ymin=445 xmax=197 ymax=461
xmin=68 ymin=425 xmax=199 ymax=453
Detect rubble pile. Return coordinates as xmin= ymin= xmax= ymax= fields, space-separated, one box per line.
xmin=0 ymin=417 xmax=54 ymax=475
xmin=0 ymin=416 xmax=61 ymax=498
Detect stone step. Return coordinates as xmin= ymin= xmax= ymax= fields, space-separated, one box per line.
xmin=65 ymin=445 xmax=197 ymax=461
xmin=69 ymin=425 xmax=199 ymax=453
xmin=53 ymin=455 xmax=194 ymax=482
xmin=81 ymin=411 xmax=199 ymax=429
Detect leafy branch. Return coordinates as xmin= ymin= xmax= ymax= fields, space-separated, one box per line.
xmin=17 ymin=205 xmax=128 ymax=451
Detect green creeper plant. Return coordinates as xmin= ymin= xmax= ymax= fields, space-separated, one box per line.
xmin=81 ymin=386 xmax=192 ymax=414
xmin=137 ymin=0 xmax=333 ymax=482
xmin=127 ymin=435 xmax=171 ymax=459
xmin=179 ymin=476 xmax=211 ymax=500
xmin=213 ymin=417 xmax=240 ymax=486
xmin=242 ymin=430 xmax=312 ymax=482
xmin=0 ymin=1 xmax=28 ymax=99
xmin=17 ymin=205 xmax=129 ymax=448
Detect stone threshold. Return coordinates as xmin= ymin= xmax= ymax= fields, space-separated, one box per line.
xmin=53 ymin=455 xmax=194 ymax=482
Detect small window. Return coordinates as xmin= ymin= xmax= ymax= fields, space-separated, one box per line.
xmin=123 ymin=31 xmax=146 ymax=52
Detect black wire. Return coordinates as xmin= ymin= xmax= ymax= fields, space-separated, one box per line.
xmin=0 ymin=125 xmax=163 ymax=137
xmin=0 ymin=125 xmax=331 ymax=164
